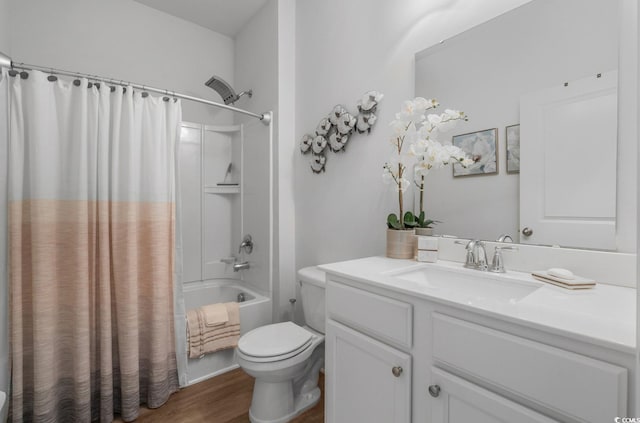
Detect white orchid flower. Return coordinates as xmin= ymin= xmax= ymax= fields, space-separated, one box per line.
xmin=417 ymin=124 xmax=434 ymax=139
xmin=414 ymin=161 xmax=433 ymax=178
xmin=396 ymin=177 xmax=410 ymax=193
xmin=409 ymin=139 xmax=428 ymax=156
xmin=390 ymin=119 xmax=409 ymax=136
xmin=427 ymin=113 xmax=442 ymax=126
xmin=403 ymin=122 xmax=419 ymax=144
xmin=425 ymin=110 xmax=467 ymax=135
xmin=413 ymin=97 xmax=438 ymax=113
xmin=445 ymin=109 xmax=464 ymax=119
xmin=397 ymin=100 xmax=424 ymax=123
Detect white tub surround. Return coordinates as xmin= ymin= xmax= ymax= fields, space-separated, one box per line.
xmin=321 ymin=256 xmax=636 ymax=423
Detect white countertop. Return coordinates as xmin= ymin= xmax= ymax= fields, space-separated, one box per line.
xmin=319 ymin=256 xmax=637 ymax=354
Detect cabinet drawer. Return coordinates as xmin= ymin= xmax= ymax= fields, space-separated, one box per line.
xmin=327 ymin=280 xmax=412 ymax=348
xmin=430 ymin=368 xmax=557 ymax=423
xmin=432 ymin=313 xmax=627 ymax=423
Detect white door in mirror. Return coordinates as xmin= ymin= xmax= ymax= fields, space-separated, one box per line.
xmin=520 ymin=71 xmax=618 ymax=250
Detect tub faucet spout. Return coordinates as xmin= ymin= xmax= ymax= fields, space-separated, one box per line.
xmin=233 ymin=261 xmax=250 ymax=272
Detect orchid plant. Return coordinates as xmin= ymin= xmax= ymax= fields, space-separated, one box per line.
xmin=383 ymin=97 xmax=473 ymax=230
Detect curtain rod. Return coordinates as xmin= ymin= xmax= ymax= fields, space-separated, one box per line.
xmin=0 ymin=51 xmax=271 ymax=125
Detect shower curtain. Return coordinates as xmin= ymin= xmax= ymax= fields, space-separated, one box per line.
xmin=5 ymin=69 xmax=181 ymax=422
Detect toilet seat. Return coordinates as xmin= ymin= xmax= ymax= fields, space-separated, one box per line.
xmin=238 ymin=322 xmax=315 ymax=363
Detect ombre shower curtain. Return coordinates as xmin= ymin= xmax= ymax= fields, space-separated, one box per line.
xmin=6 ymin=69 xmax=182 ymax=422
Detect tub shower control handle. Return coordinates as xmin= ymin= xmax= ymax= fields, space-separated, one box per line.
xmin=238 ymin=234 xmax=253 ymax=254
xmin=428 ymin=385 xmax=441 ymax=398
xmin=392 ymin=366 xmax=403 ymax=377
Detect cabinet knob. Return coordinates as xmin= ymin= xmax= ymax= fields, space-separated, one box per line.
xmin=522 ymin=227 xmax=533 ymax=237
xmin=428 ymin=384 xmax=441 ymax=398
xmin=391 ymin=366 xmax=403 ymax=377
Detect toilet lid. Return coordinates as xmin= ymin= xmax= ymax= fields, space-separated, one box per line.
xmin=238 ymin=321 xmax=313 ymax=358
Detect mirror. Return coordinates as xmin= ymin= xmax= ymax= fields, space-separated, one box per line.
xmin=414 ymin=0 xmax=636 ymax=252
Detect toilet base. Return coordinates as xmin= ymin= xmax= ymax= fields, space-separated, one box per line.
xmin=245 ymin=343 xmax=324 ymax=423
xmin=248 ymin=385 xmax=320 ymax=423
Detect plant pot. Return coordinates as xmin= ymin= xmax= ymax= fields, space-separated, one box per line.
xmin=414 ymin=227 xmax=434 ymax=236
xmin=386 ymin=229 xmax=416 ymax=259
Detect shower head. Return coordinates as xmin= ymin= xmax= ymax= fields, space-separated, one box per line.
xmin=0 ymin=51 xmax=12 ymax=69
xmin=204 ymin=75 xmax=253 ymax=105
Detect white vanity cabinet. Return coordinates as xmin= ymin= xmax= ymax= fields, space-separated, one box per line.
xmin=325 ymin=280 xmax=413 ymax=423
xmin=430 ymin=313 xmax=627 ymax=423
xmin=323 ymin=269 xmax=633 ymax=423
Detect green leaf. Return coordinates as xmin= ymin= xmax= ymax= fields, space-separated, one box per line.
xmin=403 ymin=211 xmax=418 ymax=228
xmin=412 ymin=210 xmax=441 ymax=228
xmin=387 ymin=213 xmax=402 ymax=229
xmin=403 ymin=211 xmax=415 ymax=223
xmin=423 ymin=219 xmax=435 ymax=228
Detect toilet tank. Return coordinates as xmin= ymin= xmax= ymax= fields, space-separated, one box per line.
xmin=298 ymin=266 xmax=326 ymax=334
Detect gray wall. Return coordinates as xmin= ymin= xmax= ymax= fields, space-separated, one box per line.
xmin=294 ymin=0 xmax=533 ymax=269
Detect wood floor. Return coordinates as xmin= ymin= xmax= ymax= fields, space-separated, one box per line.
xmin=113 ymin=368 xmax=324 ymax=423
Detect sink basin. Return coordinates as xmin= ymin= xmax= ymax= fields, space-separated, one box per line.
xmin=392 ymin=265 xmax=542 ymax=307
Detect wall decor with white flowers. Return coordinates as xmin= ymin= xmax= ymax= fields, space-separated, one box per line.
xmin=300 ymin=91 xmax=383 ymax=173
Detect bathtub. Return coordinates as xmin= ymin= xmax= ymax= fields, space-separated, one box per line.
xmin=182 ymin=279 xmax=272 ymax=386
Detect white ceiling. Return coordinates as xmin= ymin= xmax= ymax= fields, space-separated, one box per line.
xmin=134 ymin=0 xmax=269 ymax=37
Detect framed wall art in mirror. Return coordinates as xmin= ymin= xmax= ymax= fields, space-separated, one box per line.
xmin=506 ymin=124 xmax=520 ymax=174
xmin=452 ymin=128 xmax=498 ymax=177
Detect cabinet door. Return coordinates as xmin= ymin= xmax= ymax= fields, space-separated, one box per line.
xmin=326 ymin=320 xmax=411 ymax=423
xmin=430 ymin=368 xmax=557 ymax=423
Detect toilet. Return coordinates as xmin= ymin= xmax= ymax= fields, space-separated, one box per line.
xmin=236 ymin=266 xmax=325 ymax=423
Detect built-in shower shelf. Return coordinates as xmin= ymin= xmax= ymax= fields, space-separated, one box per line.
xmin=204 ymin=185 xmax=240 ymax=194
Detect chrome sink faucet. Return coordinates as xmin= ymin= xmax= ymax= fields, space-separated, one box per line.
xmin=455 ymin=239 xmax=488 ymax=271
